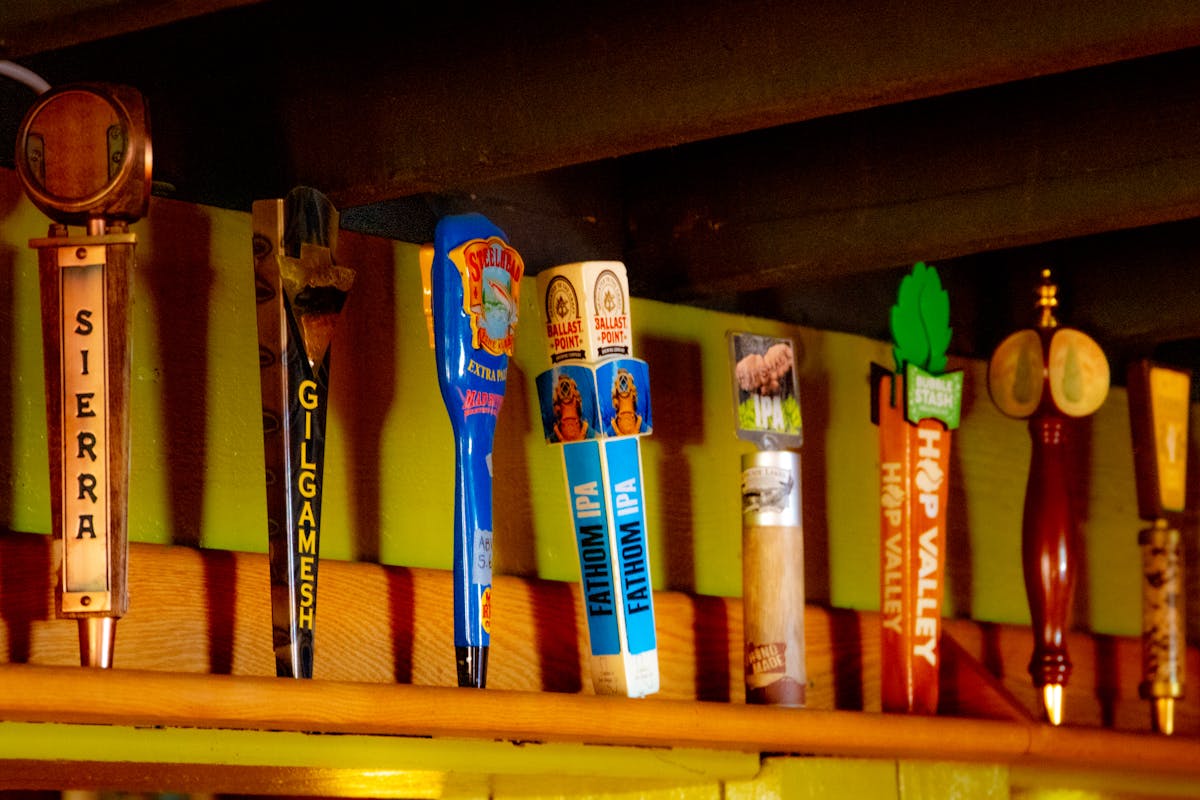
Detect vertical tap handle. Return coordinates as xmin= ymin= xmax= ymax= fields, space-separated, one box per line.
xmin=1022 ymin=407 xmax=1075 ymax=724
xmin=424 ymin=213 xmax=523 ymax=688
xmin=16 ymin=83 xmax=151 ymax=669
xmin=1127 ymin=360 xmax=1190 ymax=734
xmin=988 ymin=270 xmax=1108 ymax=724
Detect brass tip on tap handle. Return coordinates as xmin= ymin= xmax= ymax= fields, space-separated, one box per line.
xmin=1036 ymin=268 xmax=1059 ymax=329
xmin=79 ymin=617 xmax=116 ymax=669
xmin=1042 ymin=683 xmax=1064 ymax=726
xmin=1152 ymin=697 xmax=1176 ymax=736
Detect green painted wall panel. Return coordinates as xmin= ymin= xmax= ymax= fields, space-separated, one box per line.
xmin=0 ymin=170 xmax=1160 ymax=642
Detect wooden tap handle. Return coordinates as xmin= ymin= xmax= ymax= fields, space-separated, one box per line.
xmin=16 ymin=83 xmax=151 ymax=226
xmin=1022 ymin=412 xmax=1076 ymax=692
xmin=17 ymin=83 xmax=151 ymax=669
xmin=741 ymin=450 xmax=805 ymax=707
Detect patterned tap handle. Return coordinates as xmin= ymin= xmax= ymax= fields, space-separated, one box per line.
xmin=1126 ymin=360 xmax=1190 ymax=734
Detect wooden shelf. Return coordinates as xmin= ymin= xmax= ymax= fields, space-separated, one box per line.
xmin=0 ymin=664 xmax=1199 ymax=790
xmin=0 ymin=532 xmax=1197 ymax=793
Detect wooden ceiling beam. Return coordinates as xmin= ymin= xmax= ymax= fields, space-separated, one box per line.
xmin=275 ymin=0 xmax=1200 ymax=209
xmin=0 ymin=0 xmax=269 ymax=60
xmin=620 ymin=47 xmax=1200 ymax=303
xmin=10 ymin=1 xmax=1200 ymax=210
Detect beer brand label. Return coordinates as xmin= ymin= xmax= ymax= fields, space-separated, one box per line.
xmin=593 ymin=269 xmax=630 ymax=357
xmin=536 ymin=364 xmax=600 ymax=443
xmin=1150 ymin=366 xmax=1190 ymax=512
xmin=741 ymin=452 xmax=801 ymax=527
xmin=60 ymin=251 xmax=112 ymax=604
xmin=544 ymin=275 xmax=585 ymax=363
xmin=596 ymin=359 xmax=653 ymax=438
xmin=292 ymin=376 xmax=323 ymax=633
xmin=481 ymin=586 xmax=493 ymax=634
xmin=604 ymin=437 xmax=656 ymax=655
xmin=536 ymin=262 xmax=633 ymax=363
xmin=877 ymin=369 xmax=949 ymax=713
xmin=728 ymin=331 xmax=803 ymax=447
xmin=746 ymin=641 xmax=787 ymax=677
xmin=905 ymin=363 xmax=963 ymax=429
xmin=741 ymin=466 xmax=794 ymax=515
xmin=449 ymin=237 xmax=523 ymax=356
xmin=563 ymin=440 xmax=621 ymax=656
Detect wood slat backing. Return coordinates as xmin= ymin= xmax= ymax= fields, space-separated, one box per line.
xmin=0 ymin=531 xmax=1197 ymax=736
xmin=945 ymin=617 xmax=1200 ymax=736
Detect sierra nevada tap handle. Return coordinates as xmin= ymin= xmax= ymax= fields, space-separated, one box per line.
xmin=15 ymin=83 xmax=151 ymax=668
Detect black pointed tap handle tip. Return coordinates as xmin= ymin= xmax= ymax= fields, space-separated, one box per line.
xmin=456 ymin=645 xmax=489 ymax=689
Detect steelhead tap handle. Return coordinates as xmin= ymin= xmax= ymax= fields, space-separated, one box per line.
xmin=988 ymin=269 xmax=1109 ymax=725
xmin=16 ymin=83 xmax=152 ymax=667
xmin=422 ymin=214 xmax=523 ymax=688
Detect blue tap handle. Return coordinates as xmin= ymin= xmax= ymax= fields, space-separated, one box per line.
xmin=429 ymin=213 xmax=523 ymax=687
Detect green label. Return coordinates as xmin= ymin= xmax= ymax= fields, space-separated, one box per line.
xmin=905 ymin=364 xmax=962 ymax=429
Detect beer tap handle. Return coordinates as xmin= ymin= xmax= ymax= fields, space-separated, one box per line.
xmin=1022 ymin=408 xmax=1075 ymax=724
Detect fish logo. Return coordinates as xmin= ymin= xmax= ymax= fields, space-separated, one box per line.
xmin=451 ymin=237 xmax=524 ymax=356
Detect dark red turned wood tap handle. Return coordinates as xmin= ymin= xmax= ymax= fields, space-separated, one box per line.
xmin=988 ymin=270 xmax=1109 ymax=725
xmin=1022 ymin=407 xmax=1075 ymax=720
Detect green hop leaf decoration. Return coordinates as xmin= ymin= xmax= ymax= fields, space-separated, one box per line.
xmin=890 ymin=261 xmax=953 ymax=375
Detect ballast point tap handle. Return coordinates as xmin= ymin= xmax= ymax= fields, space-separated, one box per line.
xmin=425 ymin=213 xmax=523 ymax=688
xmin=536 ymin=261 xmax=659 ymax=698
xmin=16 ymin=83 xmax=152 ymax=668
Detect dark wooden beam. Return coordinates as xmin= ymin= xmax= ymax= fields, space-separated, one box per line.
xmin=255 ymin=0 xmax=1200 ymax=209
xmin=12 ymin=1 xmax=1200 ymax=368
xmin=621 ymin=47 xmax=1200 ymax=303
xmin=10 ymin=1 xmax=1200 ymax=210
xmin=0 ymin=0 xmax=269 ymax=60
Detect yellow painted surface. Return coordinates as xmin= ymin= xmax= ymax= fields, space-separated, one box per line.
xmin=898 ymin=760 xmax=1010 ymax=800
xmin=726 ymin=756 xmax=900 ymax=800
xmin=0 ymin=721 xmax=754 ymax=776
xmin=1011 ymin=767 xmax=1200 ymax=800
